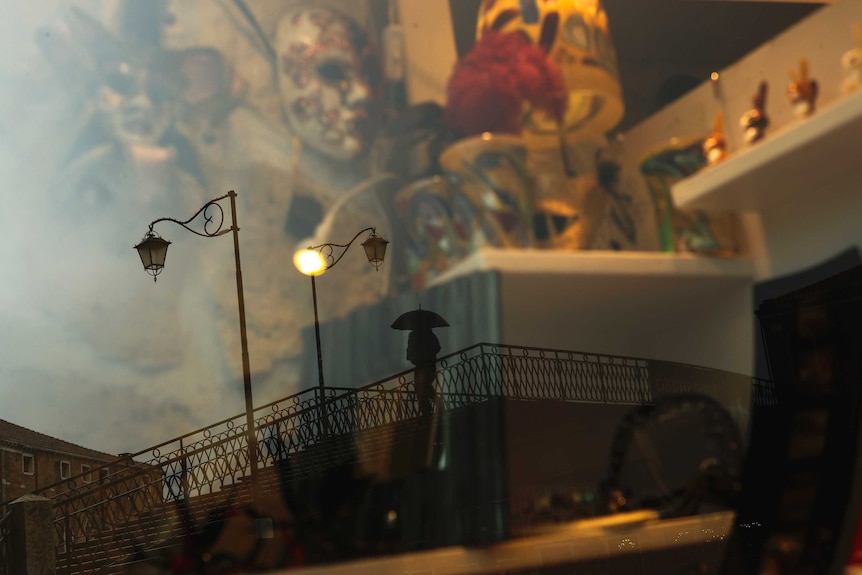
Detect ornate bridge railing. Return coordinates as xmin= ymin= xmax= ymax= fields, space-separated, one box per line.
xmin=752 ymin=376 xmax=779 ymax=407
xmin=33 ymin=342 xmax=769 ymax=574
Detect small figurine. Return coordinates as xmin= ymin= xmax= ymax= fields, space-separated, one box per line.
xmin=702 ymin=111 xmax=727 ymax=165
xmin=739 ymin=81 xmax=770 ymax=145
xmin=787 ymin=58 xmax=818 ymax=118
xmin=841 ymin=24 xmax=862 ymax=95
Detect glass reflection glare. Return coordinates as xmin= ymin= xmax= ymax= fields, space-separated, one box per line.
xmin=293 ymin=248 xmax=327 ymax=276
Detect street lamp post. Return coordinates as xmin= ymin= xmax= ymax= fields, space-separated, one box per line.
xmin=293 ymin=227 xmax=389 ymax=439
xmin=133 ymin=190 xmax=259 ymax=501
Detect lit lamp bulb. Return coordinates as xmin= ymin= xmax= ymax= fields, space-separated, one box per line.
xmin=293 ymin=248 xmax=327 ymax=276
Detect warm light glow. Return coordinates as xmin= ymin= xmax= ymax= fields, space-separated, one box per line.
xmin=293 ymin=249 xmax=327 ymax=276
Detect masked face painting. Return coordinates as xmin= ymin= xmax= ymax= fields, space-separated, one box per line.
xmin=97 ymin=58 xmax=174 ymax=148
xmin=274 ymin=7 xmax=375 ymax=161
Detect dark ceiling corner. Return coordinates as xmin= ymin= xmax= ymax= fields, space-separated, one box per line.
xmin=446 ymin=0 xmax=823 ymax=132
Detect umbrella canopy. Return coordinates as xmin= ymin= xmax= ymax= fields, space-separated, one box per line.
xmin=391 ymin=309 xmax=449 ymax=331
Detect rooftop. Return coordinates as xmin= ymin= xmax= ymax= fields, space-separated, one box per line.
xmin=0 ymin=418 xmax=117 ymax=463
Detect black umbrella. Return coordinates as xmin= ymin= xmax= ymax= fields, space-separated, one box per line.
xmin=390 ymin=309 xmax=449 ymax=331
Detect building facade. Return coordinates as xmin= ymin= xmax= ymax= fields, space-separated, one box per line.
xmin=0 ymin=418 xmax=117 ymax=510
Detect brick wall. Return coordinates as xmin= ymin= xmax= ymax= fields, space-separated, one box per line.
xmin=1 ymin=447 xmax=114 ymax=507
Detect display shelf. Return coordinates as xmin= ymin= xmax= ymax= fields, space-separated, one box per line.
xmin=425 ymin=249 xmax=755 ymax=374
xmin=427 ymin=248 xmax=754 ymax=286
xmin=671 ymin=88 xmax=862 ymax=211
xmin=273 ymin=511 xmax=734 ymax=575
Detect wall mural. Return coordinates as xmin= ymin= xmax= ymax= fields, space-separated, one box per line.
xmin=0 ymin=0 xmax=399 ymax=452
xmin=0 ymin=0 xmax=718 ymax=453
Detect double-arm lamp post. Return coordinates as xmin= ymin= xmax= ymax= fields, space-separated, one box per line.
xmin=293 ymin=227 xmax=389 ymax=439
xmin=133 ymin=190 xmax=258 ymax=500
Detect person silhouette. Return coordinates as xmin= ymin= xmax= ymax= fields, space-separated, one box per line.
xmin=406 ymin=328 xmax=440 ymax=417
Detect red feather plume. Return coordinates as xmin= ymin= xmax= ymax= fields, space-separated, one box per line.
xmin=444 ymin=31 xmax=568 ymax=137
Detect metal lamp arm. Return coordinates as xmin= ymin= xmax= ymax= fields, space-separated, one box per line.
xmin=309 ymin=226 xmax=377 ymax=270
xmin=148 ymin=193 xmax=234 ymax=238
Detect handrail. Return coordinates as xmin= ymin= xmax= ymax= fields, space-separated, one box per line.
xmin=36 ymin=342 xmax=756 ymax=499
xmin=36 ymin=342 xmax=768 ymax=499
xmin=37 ymin=341 xmax=772 ymax=575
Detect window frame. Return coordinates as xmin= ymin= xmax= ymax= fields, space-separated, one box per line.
xmin=59 ymin=460 xmax=71 ymax=480
xmin=82 ymin=464 xmax=92 ymax=482
xmin=22 ymin=453 xmax=34 ymax=475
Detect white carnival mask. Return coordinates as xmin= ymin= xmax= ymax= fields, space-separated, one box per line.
xmin=275 ymin=7 xmax=375 ymax=161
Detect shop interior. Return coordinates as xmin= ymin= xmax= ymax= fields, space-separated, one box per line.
xmin=2 ymin=0 xmax=862 ymax=573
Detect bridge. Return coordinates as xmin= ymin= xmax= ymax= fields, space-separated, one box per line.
xmin=29 ymin=343 xmax=774 ymax=574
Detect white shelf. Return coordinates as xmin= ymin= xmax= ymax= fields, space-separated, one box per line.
xmin=425 ymin=249 xmax=754 ymax=374
xmin=672 ymin=89 xmax=862 ymax=211
xmin=428 ymin=248 xmax=754 ymax=286
xmin=273 ymin=511 xmax=733 ymax=575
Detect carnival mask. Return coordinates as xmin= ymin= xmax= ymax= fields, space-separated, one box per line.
xmin=97 ymin=59 xmax=173 ymax=148
xmin=274 ymin=7 xmax=375 ymax=161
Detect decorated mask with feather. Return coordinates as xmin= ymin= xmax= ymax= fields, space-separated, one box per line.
xmin=273 ymin=6 xmax=377 ymax=161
